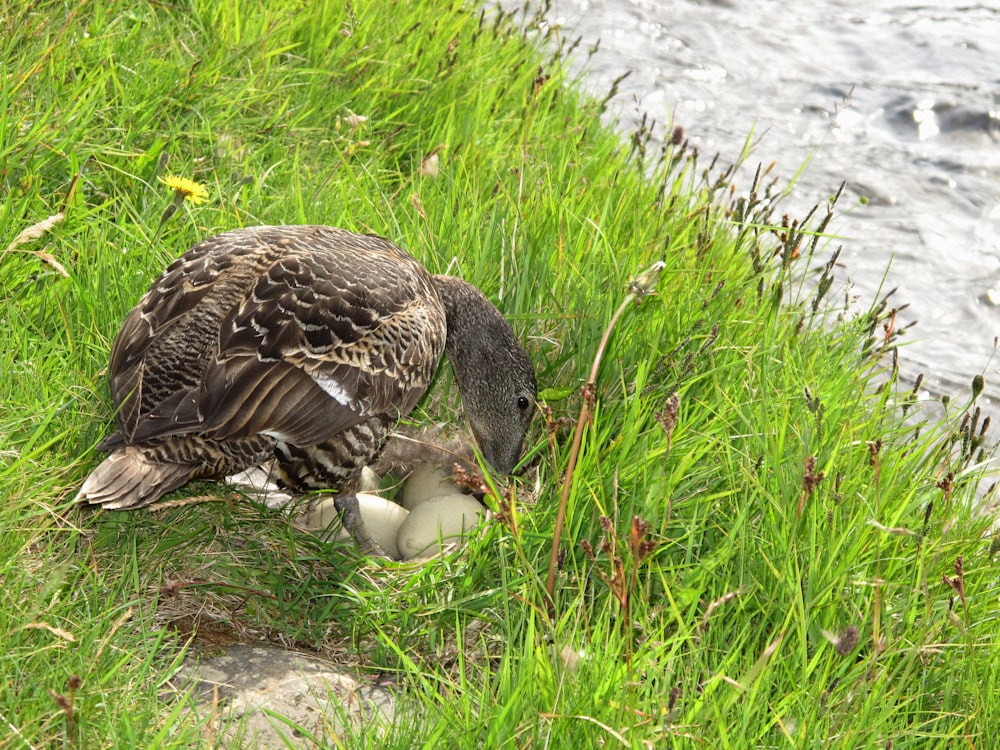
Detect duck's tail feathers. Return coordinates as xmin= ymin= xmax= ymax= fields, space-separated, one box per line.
xmin=76 ymin=446 xmax=195 ymax=509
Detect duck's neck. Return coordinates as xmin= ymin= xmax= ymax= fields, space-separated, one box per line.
xmin=432 ymin=276 xmax=518 ymax=373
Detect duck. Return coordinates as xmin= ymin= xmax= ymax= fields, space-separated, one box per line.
xmin=77 ymin=225 xmax=536 ymax=554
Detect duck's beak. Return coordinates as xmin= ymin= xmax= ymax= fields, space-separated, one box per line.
xmin=473 ymin=429 xmax=520 ymax=476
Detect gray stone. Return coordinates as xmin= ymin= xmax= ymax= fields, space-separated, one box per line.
xmin=167 ymin=644 xmax=395 ymax=748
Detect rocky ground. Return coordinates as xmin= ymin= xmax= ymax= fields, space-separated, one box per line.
xmin=166 ymin=644 xmax=396 ymax=747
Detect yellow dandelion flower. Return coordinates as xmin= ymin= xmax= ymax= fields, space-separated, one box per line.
xmin=159 ymin=175 xmax=209 ymax=205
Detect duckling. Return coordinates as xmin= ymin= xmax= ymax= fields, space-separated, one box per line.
xmin=77 ymin=225 xmax=536 ymax=555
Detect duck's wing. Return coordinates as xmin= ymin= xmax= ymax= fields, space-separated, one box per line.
xmin=123 ymin=226 xmax=448 ymax=448
xmin=105 ymin=235 xmax=238 ymax=443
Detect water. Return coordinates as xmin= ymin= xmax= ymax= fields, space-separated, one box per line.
xmin=506 ymin=0 xmax=1000 ymax=402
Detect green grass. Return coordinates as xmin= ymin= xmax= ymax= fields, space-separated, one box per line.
xmin=3 ymin=0 xmax=999 ymax=747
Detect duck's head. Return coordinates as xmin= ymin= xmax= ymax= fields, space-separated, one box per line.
xmin=433 ymin=276 xmax=536 ymax=474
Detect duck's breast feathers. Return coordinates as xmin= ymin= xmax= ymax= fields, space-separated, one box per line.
xmin=108 ymin=225 xmax=448 ymax=448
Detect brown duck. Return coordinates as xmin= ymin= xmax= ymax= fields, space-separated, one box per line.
xmin=77 ymin=225 xmax=536 ymax=553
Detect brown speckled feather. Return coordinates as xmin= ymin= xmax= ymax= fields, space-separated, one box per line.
xmin=82 ymin=225 xmax=448 ymax=508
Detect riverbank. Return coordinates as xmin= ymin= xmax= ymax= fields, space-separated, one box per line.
xmin=507 ymin=0 xmax=1000 ymax=404
xmin=2 ymin=0 xmax=998 ymax=746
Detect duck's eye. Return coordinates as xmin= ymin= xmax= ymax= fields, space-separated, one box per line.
xmin=517 ymin=396 xmax=531 ymax=410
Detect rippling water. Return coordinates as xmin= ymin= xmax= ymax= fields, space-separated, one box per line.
xmin=507 ymin=0 xmax=1000 ymax=402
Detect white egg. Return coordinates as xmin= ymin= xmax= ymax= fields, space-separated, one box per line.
xmin=395 ymin=493 xmax=485 ymax=560
xmin=400 ymin=463 xmax=463 ymax=510
xmin=297 ymin=492 xmax=409 ymax=559
xmin=296 ymin=496 xmax=341 ymax=531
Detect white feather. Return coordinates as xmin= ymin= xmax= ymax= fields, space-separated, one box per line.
xmin=312 ymin=373 xmax=362 ymax=412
